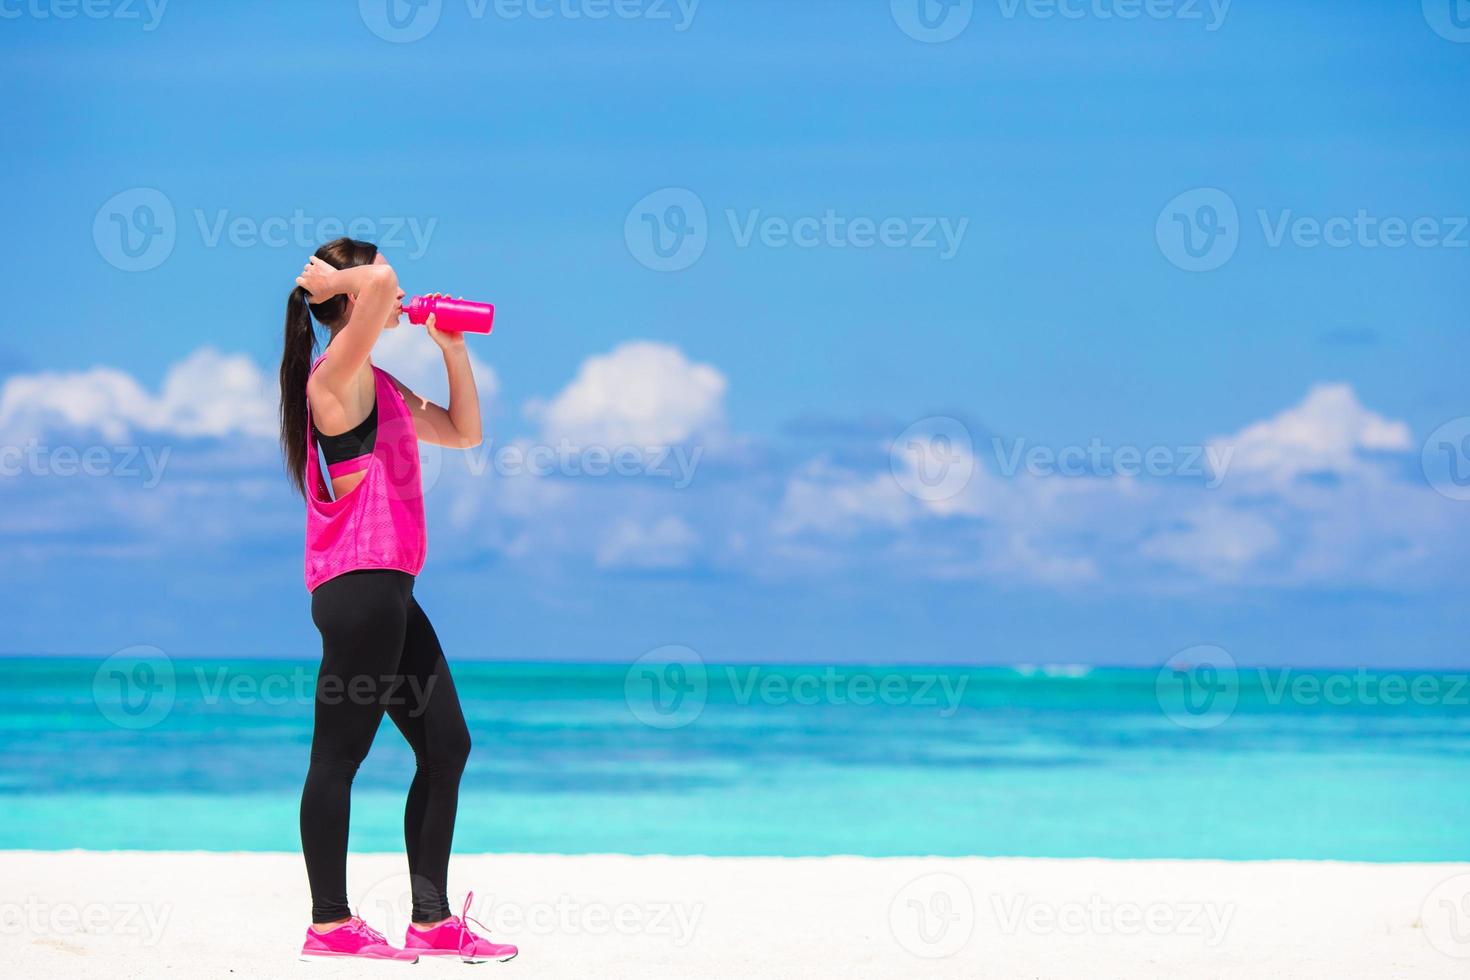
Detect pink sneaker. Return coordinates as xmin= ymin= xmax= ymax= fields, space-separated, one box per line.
xmin=300 ymin=916 xmax=419 ymax=963
xmin=404 ymin=892 xmax=519 ymax=963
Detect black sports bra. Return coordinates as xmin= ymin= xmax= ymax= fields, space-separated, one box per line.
xmin=312 ymin=400 xmax=378 ymax=466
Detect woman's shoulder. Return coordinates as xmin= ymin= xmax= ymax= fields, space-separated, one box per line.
xmin=308 ymin=356 xmax=378 ymax=410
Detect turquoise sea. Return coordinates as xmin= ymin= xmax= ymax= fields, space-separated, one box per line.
xmin=3 ymin=656 xmax=1467 ymax=860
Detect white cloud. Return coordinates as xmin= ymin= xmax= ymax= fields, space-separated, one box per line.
xmin=154 ymin=349 xmax=277 ymax=439
xmin=1139 ymin=387 xmax=1433 ymax=586
xmin=0 ymin=333 xmax=501 ymax=449
xmin=595 ymin=516 xmax=699 ymax=570
xmin=371 ymin=326 xmax=500 ymax=407
xmin=1139 ymin=506 xmax=1282 ymax=580
xmin=1208 ymin=383 xmax=1412 ymax=483
xmin=0 ymin=348 xmax=275 ymax=442
xmin=774 ymin=459 xmax=920 ymax=537
xmin=990 ymin=532 xmax=1100 ymax=585
xmin=885 ymin=428 xmax=988 ymax=518
xmin=4 ymin=350 xmax=1461 ymax=598
xmin=528 ymin=341 xmax=726 ymax=448
xmin=772 ymin=455 xmax=1112 ymax=585
xmin=768 ymin=384 xmax=1434 ymax=590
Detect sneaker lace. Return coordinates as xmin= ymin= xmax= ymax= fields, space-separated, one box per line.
xmin=347 ymin=917 xmax=389 ymax=945
xmin=457 ymin=892 xmax=496 ymax=961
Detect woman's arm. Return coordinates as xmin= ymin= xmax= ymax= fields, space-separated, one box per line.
xmin=296 ymin=256 xmax=400 ymax=387
xmin=391 ymin=305 xmax=484 ymax=449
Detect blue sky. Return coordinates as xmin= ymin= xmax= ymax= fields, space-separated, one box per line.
xmin=1 ymin=1 xmax=1467 ymax=666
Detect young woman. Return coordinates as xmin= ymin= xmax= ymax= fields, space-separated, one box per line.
xmin=281 ymin=237 xmax=515 ymax=964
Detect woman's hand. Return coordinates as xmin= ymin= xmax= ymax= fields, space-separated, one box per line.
xmin=295 ymin=256 xmax=339 ymax=304
xmin=424 ymin=294 xmax=466 ymax=355
xmin=395 ymin=293 xmax=482 ymax=448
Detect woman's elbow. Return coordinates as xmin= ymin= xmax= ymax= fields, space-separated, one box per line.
xmin=368 ymin=262 xmax=398 ymax=290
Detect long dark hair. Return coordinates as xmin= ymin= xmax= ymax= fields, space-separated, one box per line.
xmin=280 ymin=236 xmax=379 ymax=497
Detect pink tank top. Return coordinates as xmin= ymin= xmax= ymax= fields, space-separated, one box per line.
xmin=303 ymin=357 xmax=428 ymax=592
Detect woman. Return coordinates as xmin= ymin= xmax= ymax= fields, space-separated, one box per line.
xmin=281 ymin=237 xmax=515 ymax=964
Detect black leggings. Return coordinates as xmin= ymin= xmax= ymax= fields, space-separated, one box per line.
xmin=301 ymin=570 xmax=470 ymax=924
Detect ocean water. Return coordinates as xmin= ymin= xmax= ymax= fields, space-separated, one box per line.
xmin=2 ymin=656 xmax=1467 ymax=860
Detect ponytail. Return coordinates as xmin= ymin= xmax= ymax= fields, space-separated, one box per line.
xmin=280 ymin=286 xmax=318 ymax=498
xmin=278 ymin=236 xmax=379 ymax=498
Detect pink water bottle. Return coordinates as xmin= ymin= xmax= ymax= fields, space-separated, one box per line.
xmin=401 ymin=295 xmax=495 ymax=334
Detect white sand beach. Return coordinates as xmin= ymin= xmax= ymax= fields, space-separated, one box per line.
xmin=3 ymin=851 xmax=1467 ymax=979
